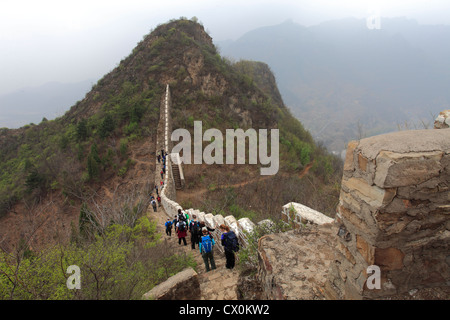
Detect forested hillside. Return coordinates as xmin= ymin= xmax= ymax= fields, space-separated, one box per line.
xmin=0 ymin=18 xmax=341 ymax=299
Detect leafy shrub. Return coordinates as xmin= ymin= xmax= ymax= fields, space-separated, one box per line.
xmin=119 ymin=138 xmax=128 ymax=158
xmin=124 ymin=122 xmax=138 ymax=136
xmin=99 ymin=114 xmax=115 ymax=139
xmin=118 ymin=159 xmax=133 ymax=177
xmin=76 ymin=119 xmax=88 ymax=141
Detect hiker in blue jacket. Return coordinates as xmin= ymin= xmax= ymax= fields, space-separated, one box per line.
xmin=199 ymin=228 xmax=216 ymax=272
xmin=164 ymin=218 xmax=172 ymax=236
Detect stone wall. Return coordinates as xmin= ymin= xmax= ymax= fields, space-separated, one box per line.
xmin=281 ymin=202 xmax=334 ymax=227
xmin=326 ymin=128 xmax=450 ymax=299
xmin=158 ymin=85 xmax=176 ymax=203
xmin=158 ymin=85 xmax=256 ymax=252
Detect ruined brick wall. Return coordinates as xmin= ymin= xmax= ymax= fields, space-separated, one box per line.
xmin=326 ymin=128 xmax=450 ymax=299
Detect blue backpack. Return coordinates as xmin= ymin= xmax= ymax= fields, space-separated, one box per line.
xmin=201 ymin=235 xmax=213 ymax=253
xmin=225 ymin=231 xmax=239 ymax=252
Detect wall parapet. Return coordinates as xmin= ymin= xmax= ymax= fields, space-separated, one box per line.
xmin=282 ymin=202 xmax=334 ymax=227
xmin=157 ymin=85 xmax=257 ymax=252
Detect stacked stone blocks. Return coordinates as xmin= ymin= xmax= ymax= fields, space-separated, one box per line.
xmin=327 ymin=128 xmax=450 ymax=299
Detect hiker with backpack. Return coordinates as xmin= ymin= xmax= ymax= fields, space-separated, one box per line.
xmin=176 ymin=219 xmax=187 ymax=246
xmin=151 ymin=199 xmax=157 ymax=212
xmin=177 ymin=209 xmax=186 ymax=223
xmin=199 ymin=229 xmax=216 ymax=272
xmin=189 ymin=214 xmax=202 ymax=250
xmin=219 ymin=224 xmax=239 ymax=270
xmin=165 ymin=218 xmax=173 ymax=236
xmin=199 ymin=221 xmax=215 ymax=237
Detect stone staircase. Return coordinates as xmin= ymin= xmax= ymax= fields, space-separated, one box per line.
xmin=171 ymin=163 xmax=184 ymax=190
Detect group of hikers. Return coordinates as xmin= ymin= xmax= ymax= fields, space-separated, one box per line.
xmin=156 ymin=149 xmax=239 ymax=272
xmin=164 ymin=209 xmax=240 ymax=272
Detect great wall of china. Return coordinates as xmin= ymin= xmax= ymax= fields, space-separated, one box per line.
xmin=144 ymin=85 xmax=450 ymax=300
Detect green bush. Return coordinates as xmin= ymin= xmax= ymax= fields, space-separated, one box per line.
xmin=118 ymin=159 xmax=133 ymax=177
xmin=99 ymin=114 xmax=115 ymax=139
xmin=76 ymin=119 xmax=88 ymax=141
xmin=124 ymin=122 xmax=138 ymax=136
xmin=119 ymin=138 xmax=128 ymax=158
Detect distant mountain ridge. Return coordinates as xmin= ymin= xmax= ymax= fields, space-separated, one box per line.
xmin=219 ymin=17 xmax=450 ymax=154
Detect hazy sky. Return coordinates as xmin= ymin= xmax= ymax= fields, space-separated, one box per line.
xmin=1 ymin=0 xmax=449 ymax=95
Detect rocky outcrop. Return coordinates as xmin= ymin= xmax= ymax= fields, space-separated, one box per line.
xmin=434 ymin=110 xmax=450 ymax=129
xmin=257 ymin=223 xmax=337 ymax=300
xmin=282 ymin=202 xmax=334 ymax=227
xmin=326 ymin=128 xmax=450 ymax=299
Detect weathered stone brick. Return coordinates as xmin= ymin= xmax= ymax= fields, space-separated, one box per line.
xmin=342 ymin=177 xmax=396 ymax=209
xmin=358 ymin=153 xmax=368 ymax=172
xmin=336 ymin=240 xmax=356 ymax=265
xmin=374 ymin=151 xmax=444 ymax=188
xmin=344 ymin=140 xmax=359 ymax=172
xmin=338 ymin=204 xmax=375 ymax=238
xmin=356 ymin=234 xmax=375 ymax=265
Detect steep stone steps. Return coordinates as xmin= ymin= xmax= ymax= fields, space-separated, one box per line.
xmin=172 ymin=165 xmax=183 ymax=189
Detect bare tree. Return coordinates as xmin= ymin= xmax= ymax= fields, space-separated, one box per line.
xmin=79 ymin=183 xmax=150 ymax=238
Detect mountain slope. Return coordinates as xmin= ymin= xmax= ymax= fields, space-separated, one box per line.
xmin=0 ymin=18 xmax=341 ymax=253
